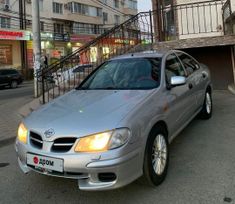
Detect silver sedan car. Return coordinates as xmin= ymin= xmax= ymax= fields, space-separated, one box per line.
xmin=15 ymin=50 xmax=212 ymax=191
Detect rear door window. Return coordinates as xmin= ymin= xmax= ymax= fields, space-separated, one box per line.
xmin=8 ymin=70 xmax=18 ymax=74
xmin=1 ymin=70 xmax=10 ymax=75
xmin=176 ymin=52 xmax=200 ymax=76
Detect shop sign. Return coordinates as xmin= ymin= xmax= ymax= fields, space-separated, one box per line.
xmin=41 ymin=32 xmax=53 ymax=41
xmin=54 ymin=33 xmax=70 ymax=41
xmin=0 ymin=30 xmax=31 ymax=41
xmin=102 ymin=37 xmax=138 ymax=45
xmin=70 ymin=34 xmax=95 ymax=43
xmin=63 ymin=33 xmax=70 ymax=42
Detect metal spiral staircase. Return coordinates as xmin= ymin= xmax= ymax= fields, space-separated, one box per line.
xmin=36 ymin=11 xmax=155 ymax=104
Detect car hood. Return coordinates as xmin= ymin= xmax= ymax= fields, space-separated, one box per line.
xmin=24 ymin=89 xmax=154 ymax=139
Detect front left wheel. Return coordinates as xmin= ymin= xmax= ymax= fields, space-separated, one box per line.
xmin=199 ymin=90 xmax=212 ymax=119
xmin=143 ymin=125 xmax=169 ymax=186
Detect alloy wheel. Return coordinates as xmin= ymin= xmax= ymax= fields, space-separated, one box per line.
xmin=152 ymin=134 xmax=167 ymax=175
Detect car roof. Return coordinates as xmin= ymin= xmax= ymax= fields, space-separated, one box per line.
xmin=109 ymin=50 xmax=169 ymax=61
xmin=0 ymin=68 xmax=17 ymax=71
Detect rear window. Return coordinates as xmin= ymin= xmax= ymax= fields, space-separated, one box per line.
xmin=0 ymin=70 xmax=18 ymax=75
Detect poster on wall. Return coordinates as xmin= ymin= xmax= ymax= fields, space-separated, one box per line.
xmin=0 ymin=45 xmax=12 ymax=65
xmin=90 ymin=47 xmax=97 ymax=63
xmin=52 ymin=47 xmax=65 ymax=59
xmin=27 ymin=41 xmax=33 ymax=69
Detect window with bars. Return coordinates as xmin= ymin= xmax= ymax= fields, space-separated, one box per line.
xmin=0 ymin=17 xmax=10 ymax=29
xmin=114 ymin=0 xmax=119 ymax=8
xmin=40 ymin=21 xmax=44 ymax=31
xmin=126 ymin=0 xmax=137 ymax=9
xmin=114 ymin=15 xmax=120 ymax=25
xmin=73 ymin=22 xmax=101 ymax=34
xmin=103 ymin=12 xmax=108 ymax=23
xmin=69 ymin=2 xmax=102 ymax=17
xmin=53 ymin=2 xmax=63 ymax=14
xmin=54 ymin=23 xmax=64 ymax=34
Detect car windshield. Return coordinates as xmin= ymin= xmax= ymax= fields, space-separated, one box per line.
xmin=78 ymin=58 xmax=161 ymax=90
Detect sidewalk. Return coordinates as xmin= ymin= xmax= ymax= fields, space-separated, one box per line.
xmin=0 ymin=83 xmax=34 ymax=143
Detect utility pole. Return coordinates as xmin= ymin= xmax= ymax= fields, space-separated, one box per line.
xmin=19 ymin=0 xmax=28 ymax=79
xmin=32 ymin=0 xmax=41 ymax=97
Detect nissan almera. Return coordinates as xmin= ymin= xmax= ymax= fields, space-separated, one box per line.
xmin=15 ymin=50 xmax=212 ymax=191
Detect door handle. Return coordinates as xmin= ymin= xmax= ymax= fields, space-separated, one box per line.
xmin=202 ymin=72 xmax=207 ymax=78
xmin=188 ymin=83 xmax=193 ymax=89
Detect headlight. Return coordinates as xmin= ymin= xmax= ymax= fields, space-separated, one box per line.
xmin=74 ymin=128 xmax=130 ymax=153
xmin=17 ymin=123 xmax=28 ymax=144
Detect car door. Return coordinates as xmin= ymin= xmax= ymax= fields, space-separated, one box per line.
xmin=163 ymin=53 xmax=195 ymax=135
xmin=176 ymin=51 xmax=205 ymax=110
xmin=0 ymin=70 xmax=9 ymax=85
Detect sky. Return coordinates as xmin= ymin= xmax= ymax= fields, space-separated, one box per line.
xmin=138 ymin=0 xmax=152 ymax=12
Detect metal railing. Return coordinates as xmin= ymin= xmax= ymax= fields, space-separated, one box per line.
xmin=36 ymin=0 xmax=231 ymax=104
xmin=36 ymin=11 xmax=155 ymax=104
xmin=222 ymin=0 xmax=233 ymax=34
xmin=157 ymin=0 xmax=226 ymax=41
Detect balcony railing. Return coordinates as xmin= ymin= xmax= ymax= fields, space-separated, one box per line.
xmin=222 ymin=0 xmax=233 ymax=34
xmin=157 ymin=0 xmax=226 ymax=41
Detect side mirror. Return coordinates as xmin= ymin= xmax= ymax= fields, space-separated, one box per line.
xmin=171 ymin=76 xmax=186 ymax=87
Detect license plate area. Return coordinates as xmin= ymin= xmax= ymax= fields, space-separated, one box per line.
xmin=27 ymin=153 xmax=64 ymax=173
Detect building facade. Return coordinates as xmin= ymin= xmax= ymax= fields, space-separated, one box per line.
xmin=0 ymin=0 xmax=137 ymax=78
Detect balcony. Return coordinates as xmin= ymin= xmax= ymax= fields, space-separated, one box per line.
xmin=222 ymin=0 xmax=235 ymax=34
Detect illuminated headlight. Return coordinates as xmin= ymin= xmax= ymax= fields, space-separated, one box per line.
xmin=74 ymin=128 xmax=130 ymax=153
xmin=17 ymin=123 xmax=28 ymax=144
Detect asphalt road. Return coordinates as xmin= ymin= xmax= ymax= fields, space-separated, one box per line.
xmin=0 ymin=82 xmax=33 ymax=104
xmin=0 ymin=90 xmax=235 ymax=204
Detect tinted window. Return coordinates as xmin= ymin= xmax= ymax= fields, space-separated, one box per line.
xmin=79 ymin=58 xmax=161 ymax=90
xmin=1 ymin=70 xmax=10 ymax=75
xmin=8 ymin=70 xmax=18 ymax=74
xmin=165 ymin=54 xmax=186 ymax=84
xmin=0 ymin=70 xmax=18 ymax=75
xmin=177 ymin=52 xmax=200 ymax=76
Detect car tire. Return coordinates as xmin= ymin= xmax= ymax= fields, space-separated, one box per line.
xmin=199 ymin=90 xmax=212 ymax=119
xmin=143 ymin=125 xmax=169 ymax=186
xmin=10 ymin=81 xmax=18 ymax=89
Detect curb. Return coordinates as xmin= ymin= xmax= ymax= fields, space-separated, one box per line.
xmin=0 ymin=137 xmax=16 ymax=148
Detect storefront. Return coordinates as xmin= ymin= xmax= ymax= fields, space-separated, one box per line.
xmin=70 ymin=34 xmax=96 ymax=64
xmin=0 ymin=29 xmax=30 ymax=71
xmin=27 ymin=32 xmax=72 ymax=67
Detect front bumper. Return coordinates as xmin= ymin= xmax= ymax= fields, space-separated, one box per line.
xmin=15 ymin=140 xmax=142 ymax=191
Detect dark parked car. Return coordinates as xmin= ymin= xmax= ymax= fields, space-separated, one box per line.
xmin=0 ymin=69 xmax=23 ymax=88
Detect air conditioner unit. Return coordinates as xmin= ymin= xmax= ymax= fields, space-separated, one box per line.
xmin=26 ymin=20 xmax=32 ymax=25
xmin=3 ymin=4 xmax=10 ymax=11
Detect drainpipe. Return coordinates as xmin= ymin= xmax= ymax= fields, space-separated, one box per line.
xmin=228 ymin=46 xmax=235 ymax=94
